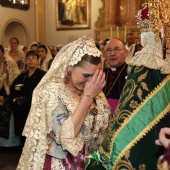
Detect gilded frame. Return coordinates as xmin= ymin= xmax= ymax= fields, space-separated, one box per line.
xmin=56 ymin=0 xmax=91 ymax=30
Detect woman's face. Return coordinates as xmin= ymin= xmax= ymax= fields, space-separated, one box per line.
xmin=0 ymin=49 xmax=4 ymax=59
xmin=69 ymin=62 xmax=101 ymax=91
xmin=10 ymin=38 xmax=18 ymax=50
xmin=37 ymin=48 xmax=47 ymax=59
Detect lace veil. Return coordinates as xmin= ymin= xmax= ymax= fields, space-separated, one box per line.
xmin=1 ymin=56 xmax=20 ymax=95
xmin=27 ymin=41 xmax=39 ymax=51
xmin=17 ymin=35 xmax=101 ymax=170
xmin=39 ymin=44 xmax=53 ymax=71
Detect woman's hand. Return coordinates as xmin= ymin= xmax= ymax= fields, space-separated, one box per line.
xmin=83 ymin=68 xmax=105 ymax=98
xmin=155 ymin=127 xmax=170 ymax=162
xmin=155 ymin=127 xmax=170 ymax=149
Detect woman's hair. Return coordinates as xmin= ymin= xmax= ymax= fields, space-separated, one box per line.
xmin=0 ymin=44 xmax=4 ymax=53
xmin=37 ymin=44 xmax=48 ymax=54
xmin=26 ymin=50 xmax=39 ymax=59
xmin=9 ymin=37 xmax=19 ymax=44
xmin=30 ymin=43 xmax=39 ymax=49
xmin=76 ymin=54 xmax=101 ymax=67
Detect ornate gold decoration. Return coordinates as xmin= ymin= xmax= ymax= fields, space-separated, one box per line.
xmin=136 ymin=0 xmax=170 ymax=41
xmin=94 ymin=0 xmax=105 ymax=28
xmin=166 ymin=23 xmax=170 ymax=42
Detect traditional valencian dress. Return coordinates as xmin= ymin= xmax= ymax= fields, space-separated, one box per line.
xmin=16 ymin=35 xmax=110 ymax=170
xmin=85 ymin=3 xmax=170 ymax=170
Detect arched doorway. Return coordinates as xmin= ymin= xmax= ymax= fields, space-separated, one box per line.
xmin=2 ymin=20 xmax=29 ymax=48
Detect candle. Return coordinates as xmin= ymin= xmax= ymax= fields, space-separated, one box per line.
xmin=124 ymin=26 xmax=127 ymax=42
xmin=110 ymin=26 xmax=113 ymax=39
xmin=116 ymin=26 xmax=119 ymax=38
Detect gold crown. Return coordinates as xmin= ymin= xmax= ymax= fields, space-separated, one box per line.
xmin=136 ymin=0 xmax=170 ymax=41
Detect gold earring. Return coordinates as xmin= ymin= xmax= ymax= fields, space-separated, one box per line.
xmin=64 ymin=71 xmax=71 ymax=84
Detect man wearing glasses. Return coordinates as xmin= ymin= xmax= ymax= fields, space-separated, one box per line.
xmin=103 ymin=38 xmax=128 ymax=114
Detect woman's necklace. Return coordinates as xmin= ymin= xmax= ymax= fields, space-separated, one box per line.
xmin=104 ymin=64 xmax=127 ymax=97
xmin=66 ymin=84 xmax=83 ymax=99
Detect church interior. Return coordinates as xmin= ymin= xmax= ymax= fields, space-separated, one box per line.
xmin=0 ymin=0 xmax=161 ymax=170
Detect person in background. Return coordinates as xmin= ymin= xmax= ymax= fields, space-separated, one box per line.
xmin=125 ymin=33 xmax=136 ymax=51
xmin=5 ymin=37 xmax=25 ymax=71
xmin=0 ymin=45 xmax=5 ymax=82
xmin=49 ymin=45 xmax=58 ymax=58
xmin=16 ymin=35 xmax=110 ymax=170
xmin=20 ymin=45 xmax=27 ymax=55
xmin=99 ymin=38 xmax=110 ymax=68
xmin=9 ymin=50 xmax=46 ymax=146
xmin=103 ymin=38 xmax=128 ymax=114
xmin=27 ymin=42 xmax=40 ymax=52
xmin=37 ymin=44 xmax=53 ymax=71
xmin=0 ymin=45 xmax=21 ymax=147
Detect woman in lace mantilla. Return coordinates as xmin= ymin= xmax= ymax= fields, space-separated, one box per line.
xmin=0 ymin=45 xmax=21 ymax=146
xmin=16 ymin=35 xmax=110 ymax=170
xmin=5 ymin=37 xmax=25 ymax=72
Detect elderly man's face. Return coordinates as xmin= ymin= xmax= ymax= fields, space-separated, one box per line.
xmin=105 ymin=39 xmax=128 ymax=68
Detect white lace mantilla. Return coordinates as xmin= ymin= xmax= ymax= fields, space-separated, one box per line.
xmin=16 ymin=36 xmax=108 ymax=170
xmin=17 ymin=82 xmax=110 ymax=170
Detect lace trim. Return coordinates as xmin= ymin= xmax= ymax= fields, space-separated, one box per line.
xmin=17 ymin=36 xmax=103 ymax=170
xmin=60 ymin=117 xmax=84 ymax=156
xmin=129 ymin=32 xmax=170 ymax=74
xmin=51 ymin=157 xmax=65 ymax=170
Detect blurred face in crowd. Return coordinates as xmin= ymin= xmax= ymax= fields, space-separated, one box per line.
xmin=105 ymin=39 xmax=128 ymax=68
xmin=10 ymin=38 xmax=19 ymax=50
xmin=99 ymin=44 xmax=106 ymax=57
xmin=25 ymin=55 xmax=39 ymax=69
xmin=127 ymin=34 xmax=135 ymax=47
xmin=0 ymin=49 xmax=4 ymax=59
xmin=30 ymin=45 xmax=38 ymax=52
xmin=37 ymin=47 xmax=47 ymax=60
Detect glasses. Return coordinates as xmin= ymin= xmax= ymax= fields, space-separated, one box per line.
xmin=105 ymin=47 xmax=125 ymax=54
xmin=26 ymin=56 xmax=38 ymax=60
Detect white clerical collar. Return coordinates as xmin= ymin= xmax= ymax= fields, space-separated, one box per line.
xmin=110 ymin=67 xmax=116 ymax=71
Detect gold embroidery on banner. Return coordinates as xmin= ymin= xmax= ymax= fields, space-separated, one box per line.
xmin=157 ymin=159 xmax=169 ymax=170
xmin=100 ymin=67 xmax=148 ymax=154
xmin=116 ymin=149 xmax=147 ymax=170
xmin=112 ymin=75 xmax=170 ymax=170
xmin=116 ymin=149 xmax=135 ymax=170
xmin=100 ymin=75 xmax=170 ymax=168
xmin=116 ymin=69 xmax=149 ymax=125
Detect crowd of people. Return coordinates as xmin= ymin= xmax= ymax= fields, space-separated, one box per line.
xmin=1 ymin=2 xmax=170 ymax=169
xmin=0 ymin=38 xmax=63 ymax=147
